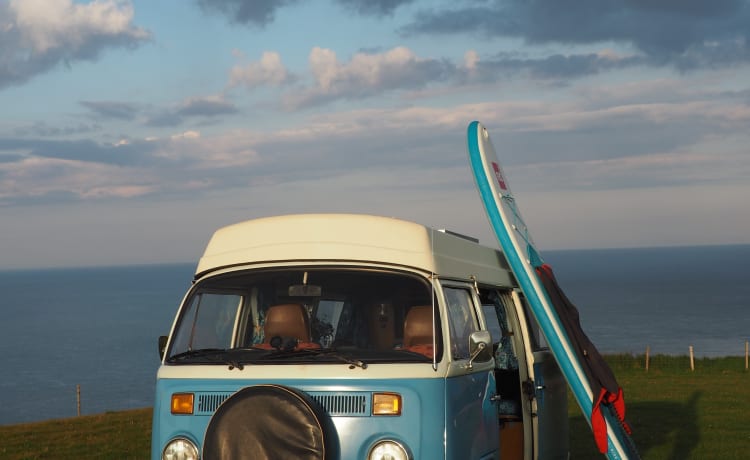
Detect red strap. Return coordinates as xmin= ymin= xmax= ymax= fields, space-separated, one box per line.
xmin=611 ymin=388 xmax=632 ymax=434
xmin=591 ymin=388 xmax=609 ymax=453
xmin=591 ymin=388 xmax=632 ymax=453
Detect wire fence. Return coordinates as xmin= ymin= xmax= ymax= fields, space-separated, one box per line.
xmin=604 ymin=340 xmax=749 ymax=372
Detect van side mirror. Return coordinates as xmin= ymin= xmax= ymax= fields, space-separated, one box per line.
xmin=158 ymin=335 xmax=168 ymax=360
xmin=467 ymin=330 xmax=492 ymax=369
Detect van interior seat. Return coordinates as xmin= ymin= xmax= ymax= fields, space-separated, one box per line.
xmin=368 ymin=302 xmax=395 ymax=350
xmin=403 ymin=305 xmax=434 ymax=359
xmin=259 ymin=303 xmax=320 ymax=350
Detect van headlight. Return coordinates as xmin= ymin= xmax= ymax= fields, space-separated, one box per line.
xmin=368 ymin=439 xmax=410 ymax=460
xmin=162 ymin=437 xmax=199 ymax=460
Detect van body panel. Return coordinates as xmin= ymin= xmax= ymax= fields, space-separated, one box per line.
xmin=532 ymin=352 xmax=569 ymax=460
xmin=151 ymin=376 xmax=446 ymax=460
xmin=445 ymin=371 xmax=499 ymax=460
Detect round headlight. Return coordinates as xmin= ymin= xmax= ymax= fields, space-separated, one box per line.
xmin=162 ymin=437 xmax=199 ymax=460
xmin=368 ymin=439 xmax=410 ymax=460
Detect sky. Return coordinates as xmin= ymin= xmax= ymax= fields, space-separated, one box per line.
xmin=1 ymin=0 xmax=749 ymax=269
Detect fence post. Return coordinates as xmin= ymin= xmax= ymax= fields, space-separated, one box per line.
xmin=77 ymin=384 xmax=81 ymax=417
xmin=745 ymin=341 xmax=748 ymax=371
xmin=689 ymin=345 xmax=695 ymax=371
xmin=645 ymin=345 xmax=650 ymax=372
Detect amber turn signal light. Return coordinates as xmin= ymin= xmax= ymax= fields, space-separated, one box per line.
xmin=171 ymin=393 xmax=194 ymax=415
xmin=372 ymin=392 xmax=401 ymax=416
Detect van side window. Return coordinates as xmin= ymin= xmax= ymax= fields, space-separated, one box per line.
xmin=443 ymin=287 xmax=478 ymax=359
xmin=479 ymin=289 xmax=518 ymax=370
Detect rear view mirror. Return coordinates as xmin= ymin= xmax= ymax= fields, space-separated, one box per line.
xmin=288 ymin=284 xmax=322 ymax=296
xmin=467 ymin=330 xmax=492 ymax=369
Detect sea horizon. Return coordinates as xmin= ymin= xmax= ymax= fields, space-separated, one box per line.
xmin=3 ymin=242 xmax=749 ymax=272
xmin=1 ymin=243 xmax=748 ymax=425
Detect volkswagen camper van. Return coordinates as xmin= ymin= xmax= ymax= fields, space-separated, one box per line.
xmin=152 ymin=214 xmax=568 ymax=459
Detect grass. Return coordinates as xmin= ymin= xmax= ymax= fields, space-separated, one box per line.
xmin=0 ymin=408 xmax=152 ymax=460
xmin=1 ymin=356 xmax=747 ymax=459
xmin=569 ymin=355 xmax=750 ymax=459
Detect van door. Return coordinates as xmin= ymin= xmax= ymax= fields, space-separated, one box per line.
xmin=442 ymin=284 xmax=500 ymax=460
xmin=480 ymin=288 xmax=568 ymax=460
xmin=510 ymin=290 xmax=569 ymax=460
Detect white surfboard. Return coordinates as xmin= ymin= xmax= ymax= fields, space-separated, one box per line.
xmin=467 ymin=121 xmax=640 ymax=459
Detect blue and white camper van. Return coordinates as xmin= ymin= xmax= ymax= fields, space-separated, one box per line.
xmin=152 ymin=214 xmax=568 ymax=459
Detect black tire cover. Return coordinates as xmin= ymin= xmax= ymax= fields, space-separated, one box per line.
xmin=203 ymin=384 xmax=328 ymax=460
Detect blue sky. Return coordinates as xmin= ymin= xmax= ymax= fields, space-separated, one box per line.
xmin=1 ymin=0 xmax=749 ymax=269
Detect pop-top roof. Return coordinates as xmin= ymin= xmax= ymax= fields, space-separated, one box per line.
xmin=196 ymin=213 xmax=514 ymax=286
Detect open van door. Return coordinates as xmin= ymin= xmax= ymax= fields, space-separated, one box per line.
xmin=482 ymin=288 xmax=568 ymax=460
xmin=510 ymin=290 xmax=569 ymax=460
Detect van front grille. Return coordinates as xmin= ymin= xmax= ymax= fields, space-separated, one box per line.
xmin=192 ymin=390 xmax=371 ymax=417
xmin=308 ymin=391 xmax=370 ymax=416
xmin=196 ymin=392 xmax=232 ymax=414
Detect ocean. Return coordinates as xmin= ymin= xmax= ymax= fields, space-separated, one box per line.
xmin=1 ymin=245 xmax=748 ymax=425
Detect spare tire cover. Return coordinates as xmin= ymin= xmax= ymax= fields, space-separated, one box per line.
xmin=203 ymin=384 xmax=328 ymax=460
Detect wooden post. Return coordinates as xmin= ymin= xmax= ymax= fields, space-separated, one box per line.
xmin=645 ymin=345 xmax=650 ymax=372
xmin=689 ymin=345 xmax=695 ymax=371
xmin=77 ymin=384 xmax=81 ymax=417
xmin=745 ymin=341 xmax=748 ymax=371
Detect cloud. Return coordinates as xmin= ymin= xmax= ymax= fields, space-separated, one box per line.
xmin=273 ymin=45 xmax=644 ymax=107
xmin=0 ymin=0 xmax=151 ymax=90
xmin=229 ymin=51 xmax=292 ymax=89
xmin=0 ymin=155 xmax=159 ymax=206
xmin=403 ymin=0 xmax=750 ymax=70
xmin=3 ymin=82 xmax=749 ymax=208
xmin=0 ymin=137 xmax=157 ymax=167
xmin=13 ymin=121 xmax=101 ymax=137
xmin=459 ymin=49 xmax=645 ymax=83
xmin=197 ymin=0 xmax=414 ymax=26
xmin=195 ymin=0 xmax=300 ymax=26
xmin=146 ymin=95 xmax=239 ymax=127
xmin=283 ymin=46 xmax=455 ymax=108
xmin=80 ymin=101 xmax=139 ymax=120
xmin=335 ymin=0 xmax=415 ymax=16
xmin=179 ymin=95 xmax=239 ymax=117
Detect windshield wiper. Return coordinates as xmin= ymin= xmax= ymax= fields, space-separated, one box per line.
xmin=260 ymin=348 xmax=367 ymax=369
xmin=168 ymin=348 xmax=252 ymax=370
xmin=168 ymin=348 xmax=226 ymax=361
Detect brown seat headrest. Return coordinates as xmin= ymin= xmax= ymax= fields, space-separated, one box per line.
xmin=264 ymin=303 xmax=311 ymax=343
xmin=403 ymin=305 xmax=433 ymax=348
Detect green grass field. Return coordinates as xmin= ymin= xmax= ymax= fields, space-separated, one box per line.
xmin=1 ymin=355 xmax=747 ymax=459
xmin=569 ymin=355 xmax=750 ymax=459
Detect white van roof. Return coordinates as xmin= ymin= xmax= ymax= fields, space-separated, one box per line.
xmin=196 ymin=214 xmax=516 ymax=286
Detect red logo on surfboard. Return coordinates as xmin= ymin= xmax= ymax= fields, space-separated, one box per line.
xmin=492 ymin=162 xmax=507 ymax=191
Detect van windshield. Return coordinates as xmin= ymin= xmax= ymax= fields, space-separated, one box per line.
xmin=166 ymin=268 xmax=440 ymax=364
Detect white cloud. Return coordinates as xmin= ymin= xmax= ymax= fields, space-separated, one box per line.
xmin=10 ymin=0 xmax=148 ymax=53
xmin=463 ymin=49 xmax=479 ymax=72
xmin=283 ymin=46 xmax=452 ymax=108
xmin=310 ymin=45 xmax=424 ymax=88
xmin=4 ymin=81 xmax=750 ymax=218
xmin=229 ymin=51 xmax=290 ymax=89
xmin=0 ymin=155 xmax=156 ymax=203
xmin=1 ymin=0 xmax=150 ymax=89
xmin=170 ymin=130 xmax=201 ymax=141
xmin=308 ymin=47 xmax=339 ymax=91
